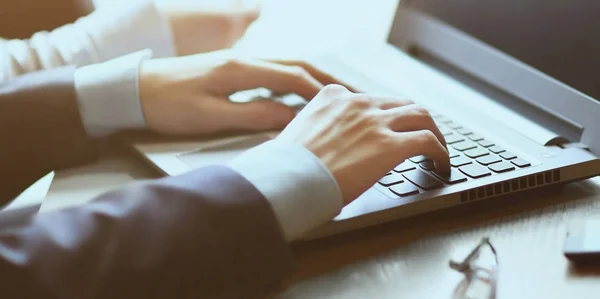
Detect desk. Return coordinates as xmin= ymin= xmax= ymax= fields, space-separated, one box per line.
xmin=43 ymin=0 xmax=600 ymax=298
xmin=281 ymin=178 xmax=600 ymax=299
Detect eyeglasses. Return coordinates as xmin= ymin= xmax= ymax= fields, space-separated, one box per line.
xmin=449 ymin=238 xmax=499 ymax=299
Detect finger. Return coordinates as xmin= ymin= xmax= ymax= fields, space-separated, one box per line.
xmin=368 ymin=95 xmax=414 ymax=110
xmin=267 ymin=59 xmax=359 ymax=92
xmin=395 ymin=130 xmax=451 ymax=174
xmin=317 ymin=83 xmax=352 ymax=96
xmin=235 ymin=4 xmax=261 ymax=28
xmin=306 ymin=84 xmax=353 ymax=108
xmin=385 ymin=104 xmax=447 ymax=149
xmin=227 ymin=5 xmax=261 ymax=46
xmin=215 ymin=99 xmax=296 ymax=131
xmin=208 ymin=59 xmax=325 ymax=100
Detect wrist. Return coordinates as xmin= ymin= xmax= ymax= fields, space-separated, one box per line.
xmin=229 ymin=140 xmax=343 ymax=241
xmin=138 ymin=59 xmax=165 ymax=133
xmin=75 ymin=50 xmax=152 ymax=136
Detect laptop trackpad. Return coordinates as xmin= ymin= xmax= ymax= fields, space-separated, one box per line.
xmin=176 ymin=135 xmax=272 ymax=169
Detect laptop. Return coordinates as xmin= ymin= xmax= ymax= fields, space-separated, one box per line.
xmin=127 ymin=0 xmax=600 ymax=239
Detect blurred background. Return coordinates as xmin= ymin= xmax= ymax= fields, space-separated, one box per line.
xmin=0 ymin=0 xmax=398 ymax=56
xmin=0 ymin=0 xmax=81 ymax=39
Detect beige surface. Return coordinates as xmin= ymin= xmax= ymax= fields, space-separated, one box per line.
xmin=43 ymin=0 xmax=600 ymax=298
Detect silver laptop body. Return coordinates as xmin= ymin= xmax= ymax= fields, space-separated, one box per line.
xmin=129 ymin=0 xmax=600 ymax=238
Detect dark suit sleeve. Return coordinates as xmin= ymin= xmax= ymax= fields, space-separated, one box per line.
xmin=0 ymin=165 xmax=294 ymax=299
xmin=0 ymin=66 xmax=98 ymax=203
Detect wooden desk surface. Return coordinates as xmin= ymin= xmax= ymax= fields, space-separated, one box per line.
xmin=42 ymin=0 xmax=600 ymax=298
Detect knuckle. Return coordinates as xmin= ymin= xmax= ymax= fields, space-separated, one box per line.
xmin=291 ymin=61 xmax=311 ymax=70
xmin=289 ymin=66 xmax=310 ymax=79
xmin=348 ymin=94 xmax=372 ymax=108
xmin=322 ymin=84 xmax=348 ymax=95
xmin=358 ymin=111 xmax=386 ymax=135
xmin=218 ymin=58 xmax=246 ymax=72
xmin=376 ymin=129 xmax=397 ymax=145
xmin=410 ymin=104 xmax=431 ymax=117
xmin=418 ymin=130 xmax=438 ymax=145
xmin=361 ymin=112 xmax=380 ymax=126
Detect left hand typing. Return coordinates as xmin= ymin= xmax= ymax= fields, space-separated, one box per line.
xmin=138 ymin=50 xmax=347 ymax=135
xmin=155 ymin=0 xmax=261 ymax=56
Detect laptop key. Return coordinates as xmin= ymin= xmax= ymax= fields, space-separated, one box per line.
xmin=489 ymin=161 xmax=515 ymax=173
xmin=464 ymin=147 xmax=490 ymax=159
xmin=389 ymin=183 xmax=420 ymax=197
xmin=420 ymin=160 xmax=436 ymax=171
xmin=433 ymin=168 xmax=468 ymax=184
xmin=468 ymin=134 xmax=484 ymax=142
xmin=436 ymin=116 xmax=453 ymax=123
xmin=445 ymin=134 xmax=466 ymax=144
xmin=511 ymin=158 xmax=531 ymax=168
xmin=459 ymin=164 xmax=491 ymax=178
xmin=409 ymin=155 xmax=429 ymax=163
xmin=447 ymin=122 xmax=463 ymax=129
xmin=439 ymin=126 xmax=453 ymax=136
xmin=457 ymin=128 xmax=473 ymax=135
xmin=478 ymin=140 xmax=495 ymax=148
xmin=448 ymin=147 xmax=460 ymax=158
xmin=394 ymin=161 xmax=416 ymax=173
xmin=477 ymin=155 xmax=502 ymax=166
xmin=500 ymin=152 xmax=517 ymax=160
xmin=402 ymin=170 xmax=444 ymax=190
xmin=489 ymin=146 xmax=506 ymax=154
xmin=451 ymin=156 xmax=472 ymax=167
xmin=452 ymin=141 xmax=478 ymax=151
xmin=379 ymin=173 xmax=405 ymax=187
xmin=429 ymin=110 xmax=441 ymax=117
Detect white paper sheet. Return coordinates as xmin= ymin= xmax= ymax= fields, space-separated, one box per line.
xmin=0 ymin=172 xmax=54 ymax=229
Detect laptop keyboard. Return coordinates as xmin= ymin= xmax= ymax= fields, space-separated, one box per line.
xmin=378 ymin=112 xmax=532 ymax=197
xmin=311 ymin=57 xmax=534 ymax=198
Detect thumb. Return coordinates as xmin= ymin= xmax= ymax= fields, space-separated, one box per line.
xmin=236 ymin=0 xmax=261 ymax=22
xmin=222 ymin=100 xmax=296 ymax=131
xmin=241 ymin=5 xmax=261 ymax=24
xmin=228 ymin=3 xmax=261 ymax=42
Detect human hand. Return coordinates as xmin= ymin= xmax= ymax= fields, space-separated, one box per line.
xmin=139 ymin=51 xmax=345 ymax=135
xmin=277 ymin=85 xmax=450 ymax=205
xmin=155 ymin=0 xmax=261 ymax=56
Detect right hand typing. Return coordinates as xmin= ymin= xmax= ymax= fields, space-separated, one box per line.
xmin=277 ymin=84 xmax=450 ymax=205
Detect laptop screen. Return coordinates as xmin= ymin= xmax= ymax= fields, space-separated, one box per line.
xmin=401 ymin=0 xmax=600 ymax=101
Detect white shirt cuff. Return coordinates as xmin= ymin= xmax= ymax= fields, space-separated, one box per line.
xmin=74 ymin=50 xmax=152 ymax=137
xmin=229 ymin=140 xmax=343 ymax=242
xmin=76 ymin=0 xmax=176 ymax=61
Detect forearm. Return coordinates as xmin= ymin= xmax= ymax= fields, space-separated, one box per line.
xmin=0 ymin=166 xmax=293 ymax=299
xmin=0 ymin=49 xmax=148 ymax=201
xmin=0 ymin=67 xmax=98 ymax=202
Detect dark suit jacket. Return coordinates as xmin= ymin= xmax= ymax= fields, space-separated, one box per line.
xmin=0 ymin=67 xmax=294 ymax=298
